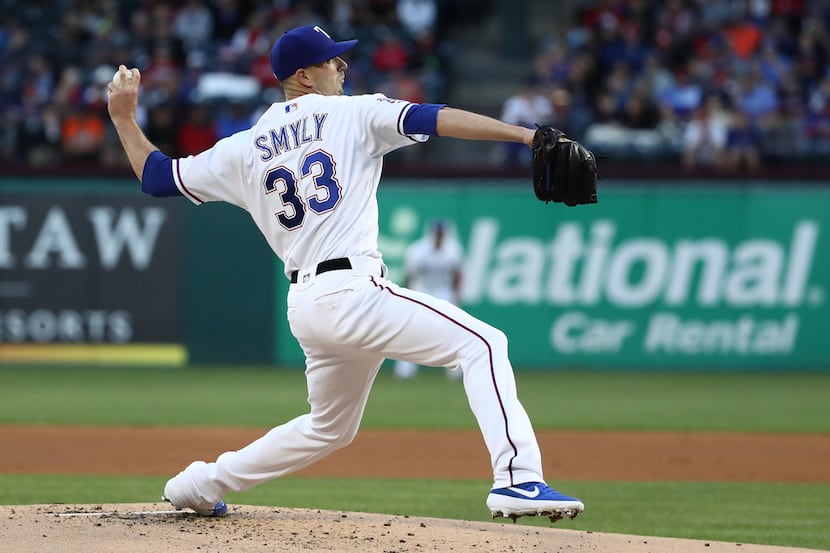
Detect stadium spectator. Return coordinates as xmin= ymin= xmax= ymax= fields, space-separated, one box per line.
xmin=172 ymin=0 xmax=214 ymax=50
xmin=680 ymin=95 xmax=731 ymax=170
xmin=659 ymin=67 xmax=703 ymax=119
xmin=397 ymin=0 xmax=437 ymax=39
xmin=723 ymin=16 xmax=763 ymax=59
xmin=757 ymin=37 xmax=794 ymax=87
xmin=592 ymin=89 xmax=621 ymax=126
xmin=377 ymin=70 xmax=424 ymax=104
xmin=653 ymin=0 xmax=697 ymax=67
xmin=11 ymin=102 xmax=62 ymax=166
xmin=53 ymin=66 xmax=86 ymax=108
xmin=371 ymin=29 xmax=409 ymax=73
xmin=599 ymin=22 xmax=651 ymax=75
xmin=216 ymin=101 xmax=253 ymax=139
xmin=768 ymin=77 xmax=807 ymax=156
xmin=724 ymin=110 xmax=763 ymax=172
xmin=604 ymin=60 xmax=636 ymax=111
xmin=142 ymin=43 xmax=182 ymax=101
xmin=639 ymin=52 xmax=674 ymax=99
xmin=355 ymin=0 xmax=400 ymax=27
xmin=227 ymin=9 xmax=275 ymax=73
xmin=407 ymin=27 xmax=447 ymax=102
xmin=618 ymin=90 xmax=660 ymax=130
xmin=499 ymin=78 xmax=554 ymax=165
xmin=532 ymin=35 xmax=572 ymax=87
xmin=281 ymin=0 xmax=328 ymax=30
xmin=731 ymin=63 xmax=780 ymax=125
xmin=147 ymin=3 xmax=178 ymax=45
xmin=328 ymin=0 xmax=355 ymax=36
xmin=805 ymin=76 xmax=830 ymax=154
xmin=654 ymin=101 xmax=684 ymax=153
xmin=212 ymin=0 xmax=247 ymax=42
xmin=60 ymin=103 xmax=106 ymax=162
xmin=145 ymin=101 xmax=179 ymax=157
xmin=547 ymin=86 xmax=583 ymax=138
xmin=176 ymin=104 xmax=217 ymax=156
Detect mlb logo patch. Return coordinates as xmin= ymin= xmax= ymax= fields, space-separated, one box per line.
xmin=285 ymin=102 xmax=298 ymax=113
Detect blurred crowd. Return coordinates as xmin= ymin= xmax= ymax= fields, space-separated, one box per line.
xmin=3 ymin=0 xmax=829 ymax=172
xmin=500 ymin=0 xmax=830 ymax=171
xmin=0 ymin=0 xmax=466 ymax=168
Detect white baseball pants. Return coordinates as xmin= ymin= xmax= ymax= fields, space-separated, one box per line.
xmin=187 ymin=256 xmax=545 ymax=502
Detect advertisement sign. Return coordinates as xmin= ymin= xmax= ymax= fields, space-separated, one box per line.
xmin=0 ymin=190 xmax=185 ymax=364
xmin=372 ymin=184 xmax=828 ymax=370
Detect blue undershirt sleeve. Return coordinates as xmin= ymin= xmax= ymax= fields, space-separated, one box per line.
xmin=141 ymin=150 xmax=181 ymax=198
xmin=402 ymin=103 xmax=446 ymax=136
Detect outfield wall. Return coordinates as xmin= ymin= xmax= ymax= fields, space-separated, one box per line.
xmin=274 ymin=182 xmax=829 ymax=370
xmin=1 ymin=178 xmax=828 ymax=370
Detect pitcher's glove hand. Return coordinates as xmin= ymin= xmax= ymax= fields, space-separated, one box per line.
xmin=531 ymin=126 xmax=598 ymax=206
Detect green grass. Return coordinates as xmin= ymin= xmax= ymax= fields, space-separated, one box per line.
xmin=1 ymin=365 xmax=829 ymax=550
xmin=1 ymin=475 xmax=828 ymax=550
xmin=1 ymin=366 xmax=829 ymax=432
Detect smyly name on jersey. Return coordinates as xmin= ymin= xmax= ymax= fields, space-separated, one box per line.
xmin=254 ymin=112 xmax=329 ymax=161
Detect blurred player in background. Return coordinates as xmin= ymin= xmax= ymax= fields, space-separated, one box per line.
xmin=394 ymin=219 xmax=463 ymax=380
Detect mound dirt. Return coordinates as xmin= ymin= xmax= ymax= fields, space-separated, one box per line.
xmin=1 ymin=503 xmax=825 ymax=553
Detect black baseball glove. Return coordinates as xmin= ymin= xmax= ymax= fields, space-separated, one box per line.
xmin=531 ymin=125 xmax=598 ymax=206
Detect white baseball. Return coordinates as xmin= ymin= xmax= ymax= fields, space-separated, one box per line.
xmin=112 ymin=69 xmax=134 ymax=86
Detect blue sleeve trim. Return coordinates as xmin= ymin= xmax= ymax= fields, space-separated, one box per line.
xmin=141 ymin=150 xmax=181 ymax=198
xmin=402 ymin=103 xmax=446 ymax=136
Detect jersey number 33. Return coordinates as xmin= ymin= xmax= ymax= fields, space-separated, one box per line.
xmin=263 ymin=149 xmax=342 ymax=230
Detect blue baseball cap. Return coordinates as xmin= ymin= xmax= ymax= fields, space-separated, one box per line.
xmin=270 ymin=25 xmax=358 ymax=81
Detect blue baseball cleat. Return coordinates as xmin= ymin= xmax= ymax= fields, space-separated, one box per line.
xmin=486 ymin=481 xmax=584 ymax=523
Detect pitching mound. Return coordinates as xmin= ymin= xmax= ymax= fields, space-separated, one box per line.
xmin=1 ymin=503 xmax=822 ymax=553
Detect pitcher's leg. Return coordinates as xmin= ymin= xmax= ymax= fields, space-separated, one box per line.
xmin=363 ymin=283 xmax=544 ymax=487
xmin=165 ymin=352 xmax=384 ymax=509
xmin=453 ymin=317 xmax=543 ymax=487
xmin=363 ymin=283 xmax=582 ymax=520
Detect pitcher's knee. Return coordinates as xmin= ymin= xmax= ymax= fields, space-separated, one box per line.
xmin=331 ymin=427 xmax=358 ymax=449
xmin=477 ymin=324 xmax=509 ymax=355
xmin=461 ymin=323 xmax=509 ymax=365
xmin=309 ymin=420 xmax=359 ymax=450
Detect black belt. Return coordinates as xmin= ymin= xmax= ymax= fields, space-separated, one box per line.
xmin=290 ymin=258 xmax=352 ymax=283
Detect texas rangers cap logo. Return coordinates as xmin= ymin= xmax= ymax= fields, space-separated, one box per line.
xmin=313 ymin=26 xmax=331 ymax=39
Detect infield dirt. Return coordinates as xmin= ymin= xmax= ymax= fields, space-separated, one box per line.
xmin=1 ymin=426 xmax=828 ymax=482
xmin=2 ymin=426 xmax=828 ymax=552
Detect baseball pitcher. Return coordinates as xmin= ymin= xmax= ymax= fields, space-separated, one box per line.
xmin=107 ymin=24 xmax=595 ymax=523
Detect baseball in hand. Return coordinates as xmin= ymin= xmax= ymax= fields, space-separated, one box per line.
xmin=112 ymin=68 xmax=135 ymax=87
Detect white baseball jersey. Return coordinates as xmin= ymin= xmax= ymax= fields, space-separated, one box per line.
xmin=404 ymin=233 xmax=462 ymax=301
xmin=170 ymin=93 xmax=427 ymax=275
